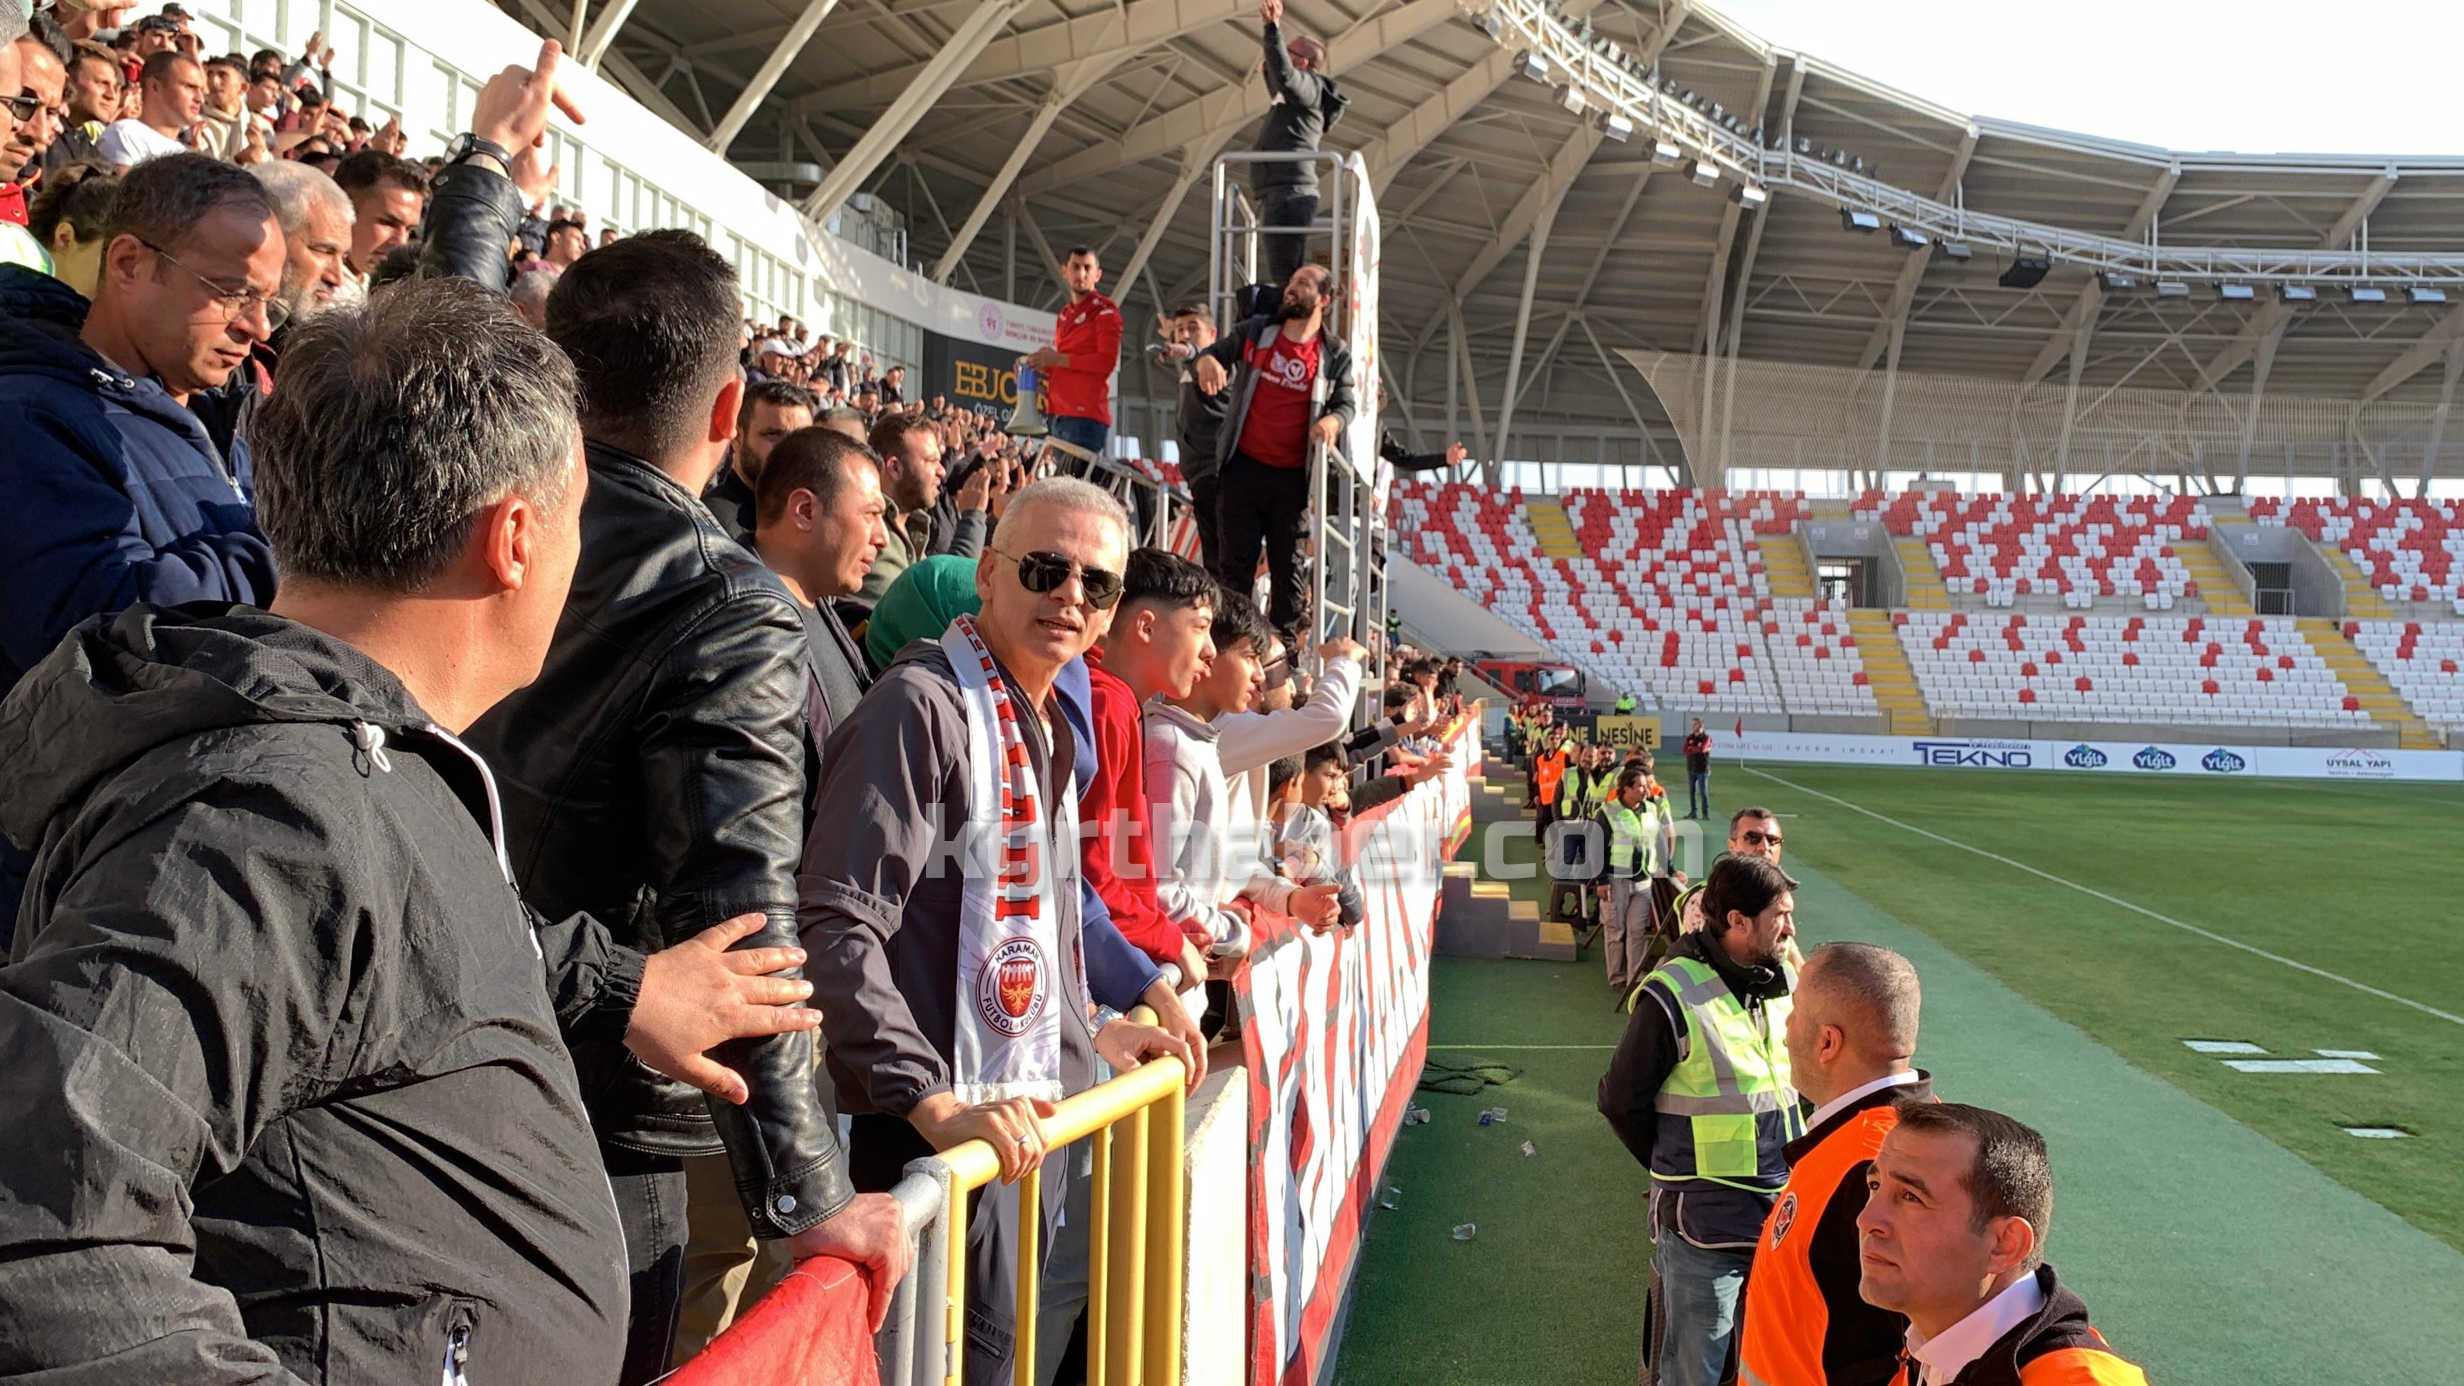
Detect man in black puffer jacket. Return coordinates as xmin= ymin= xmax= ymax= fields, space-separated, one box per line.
xmin=0 ymin=280 xmax=822 ymax=1383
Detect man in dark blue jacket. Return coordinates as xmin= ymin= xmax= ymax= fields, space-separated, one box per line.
xmin=0 ymin=152 xmax=282 ymax=947
xmin=0 ymin=152 xmax=280 ymax=694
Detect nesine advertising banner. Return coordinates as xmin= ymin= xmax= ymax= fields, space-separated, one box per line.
xmin=1237 ymin=716 xmax=1476 ymax=1386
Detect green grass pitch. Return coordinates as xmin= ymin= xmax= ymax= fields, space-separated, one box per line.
xmin=1334 ymin=760 xmax=2464 ymax=1385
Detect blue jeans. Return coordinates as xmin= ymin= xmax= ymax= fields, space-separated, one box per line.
xmin=1047 ymin=413 xmax=1109 ymax=463
xmin=1648 ymin=1225 xmax=1751 ymax=1386
xmin=1687 ymin=770 xmax=1710 ymax=820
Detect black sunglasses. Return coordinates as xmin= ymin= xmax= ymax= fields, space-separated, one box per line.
xmin=996 ymin=548 xmax=1123 ymax=608
xmin=1740 ymin=829 xmax=1784 ymax=848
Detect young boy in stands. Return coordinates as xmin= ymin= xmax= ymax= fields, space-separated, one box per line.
xmin=1148 ymin=589 xmax=1341 ymax=979
xmin=1264 ymin=745 xmax=1367 ymax=934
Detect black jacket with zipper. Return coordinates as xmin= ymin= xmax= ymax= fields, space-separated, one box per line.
xmin=1255 ymin=19 xmax=1351 ymax=197
xmin=0 ymin=605 xmax=629 ymax=1383
xmin=463 ymin=439 xmax=854 ymax=1239
xmin=1196 ymin=313 xmax=1357 ymax=478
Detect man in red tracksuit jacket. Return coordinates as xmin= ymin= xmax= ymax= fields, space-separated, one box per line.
xmin=1021 ymin=245 xmax=1122 ymax=466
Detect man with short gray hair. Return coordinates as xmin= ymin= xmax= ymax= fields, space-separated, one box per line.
xmin=803 ymin=475 xmax=1197 ymax=1384
xmin=0 ymin=278 xmax=824 ymax=1380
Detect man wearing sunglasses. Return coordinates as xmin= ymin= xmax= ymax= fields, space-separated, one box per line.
xmin=1675 ymin=806 xmax=1784 ymax=937
xmin=801 ymin=477 xmax=1197 ymax=1384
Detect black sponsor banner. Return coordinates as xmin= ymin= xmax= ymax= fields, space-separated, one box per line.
xmin=923 ymin=330 xmax=1020 ymax=425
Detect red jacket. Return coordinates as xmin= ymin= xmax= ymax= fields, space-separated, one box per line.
xmin=1080 ymin=647 xmax=1181 ymax=963
xmin=1045 ymin=292 xmax=1121 ymax=426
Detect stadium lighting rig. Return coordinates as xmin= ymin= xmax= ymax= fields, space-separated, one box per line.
xmin=1459 ymin=0 xmax=2464 ymax=297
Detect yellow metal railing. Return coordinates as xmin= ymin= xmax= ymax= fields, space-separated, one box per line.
xmin=930 ymin=1013 xmax=1189 ymax=1386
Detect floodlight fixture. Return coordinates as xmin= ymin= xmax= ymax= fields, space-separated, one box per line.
xmin=1561 ymin=86 xmax=1587 ymax=115
xmin=1600 ymin=111 xmax=1636 ymax=142
xmin=2098 ymin=270 xmax=2139 ymax=292
xmin=1475 ymin=7 xmax=1504 ymax=38
xmin=1687 ymin=158 xmax=1721 ymax=188
xmin=2278 ymin=283 xmax=2317 ymax=302
xmin=1516 ymin=51 xmax=1550 ymax=83
xmin=2349 ymin=285 xmax=2389 ymax=303
xmin=2409 ymin=286 xmax=2449 ymax=305
xmin=2154 ymin=279 xmax=2192 ymax=298
xmin=1651 ymin=137 xmax=1683 ymax=167
xmin=1732 ymin=184 xmax=1769 ymax=212
xmin=1998 ymin=255 xmax=2051 ymax=289
xmin=1841 ymin=208 xmax=1884 ymax=233
xmin=1850 ymin=156 xmax=1868 ymax=175
xmin=2217 ymin=282 xmax=2256 ymax=301
xmin=1937 ymin=241 xmax=1975 ymax=262
xmin=1793 ymin=136 xmax=1813 ymax=155
xmin=1888 ymin=225 xmax=1929 ymax=250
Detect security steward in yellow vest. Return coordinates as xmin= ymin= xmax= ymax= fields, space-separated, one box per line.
xmin=1598 ymin=855 xmax=1801 ymax=1386
xmin=1740 ymin=942 xmax=1934 ymax=1386
xmin=1594 ymin=766 xmax=1678 ymax=999
xmin=1860 ymin=1104 xmax=2149 ymax=1386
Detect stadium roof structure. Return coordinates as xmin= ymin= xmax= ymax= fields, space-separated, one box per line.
xmin=511 ymin=0 xmax=2464 ymax=489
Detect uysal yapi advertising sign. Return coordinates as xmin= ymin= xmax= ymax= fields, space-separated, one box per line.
xmin=1720 ymin=729 xmax=2461 ymax=782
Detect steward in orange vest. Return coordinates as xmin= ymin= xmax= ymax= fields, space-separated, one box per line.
xmin=1884 ymin=1264 xmax=2147 ymax=1386
xmin=1738 ymin=1075 xmax=1935 ymax=1386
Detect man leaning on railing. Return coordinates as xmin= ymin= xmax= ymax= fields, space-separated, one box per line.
xmin=798 ymin=477 xmax=1197 ymax=1385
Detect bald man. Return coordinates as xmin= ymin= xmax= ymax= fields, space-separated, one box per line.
xmin=1739 ymin=942 xmax=1933 ymax=1386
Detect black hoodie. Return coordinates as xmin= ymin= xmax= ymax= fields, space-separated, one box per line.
xmin=1254 ymin=19 xmax=1352 ymax=197
xmin=0 ymin=605 xmax=629 ymax=1384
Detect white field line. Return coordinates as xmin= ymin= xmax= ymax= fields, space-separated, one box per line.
xmin=1743 ymin=765 xmax=2464 ymax=1030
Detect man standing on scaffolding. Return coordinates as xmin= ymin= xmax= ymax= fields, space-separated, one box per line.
xmin=1252 ymin=0 xmax=1350 ymax=292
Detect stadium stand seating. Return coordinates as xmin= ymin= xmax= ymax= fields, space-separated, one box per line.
xmin=1899 ymin=611 xmax=2367 ymax=728
xmin=1856 ymin=490 xmax=2207 ymax=607
xmin=2249 ymin=496 xmax=2464 ymax=610
xmin=1389 ymin=483 xmax=1874 ymax=716
xmin=2345 ymin=620 xmax=2464 ymax=736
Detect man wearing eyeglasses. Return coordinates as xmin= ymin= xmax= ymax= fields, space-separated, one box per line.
xmin=800 ymin=477 xmax=1197 ymax=1385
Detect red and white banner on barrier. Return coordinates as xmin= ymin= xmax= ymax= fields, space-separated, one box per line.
xmin=1236 ymin=718 xmax=1477 ymax=1386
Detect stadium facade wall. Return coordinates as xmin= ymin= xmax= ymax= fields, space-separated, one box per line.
xmin=1718 ymin=730 xmax=2461 ymax=782
xmin=181 ymin=0 xmax=1052 ymax=366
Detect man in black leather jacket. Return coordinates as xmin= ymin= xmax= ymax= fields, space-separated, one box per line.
xmin=424 ymin=45 xmax=901 ymax=1384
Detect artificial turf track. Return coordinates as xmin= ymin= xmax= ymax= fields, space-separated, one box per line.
xmin=1332 ymin=760 xmax=2464 ymax=1385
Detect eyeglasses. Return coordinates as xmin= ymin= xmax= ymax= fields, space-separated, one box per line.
xmin=139 ymin=239 xmax=281 ymax=326
xmin=1739 ymin=829 xmax=1783 ymax=848
xmin=992 ymin=547 xmax=1123 ymax=608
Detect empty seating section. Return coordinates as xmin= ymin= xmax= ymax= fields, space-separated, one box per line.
xmin=2249 ymin=497 xmax=2464 ymax=609
xmin=2347 ymin=620 xmax=2464 ymax=735
xmin=1899 ymin=612 xmax=2365 ymax=728
xmin=1390 ymin=484 xmax=1872 ymax=715
xmin=1856 ymin=492 xmax=2207 ymax=607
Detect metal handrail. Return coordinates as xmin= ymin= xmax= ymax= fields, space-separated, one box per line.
xmin=884 ymin=1014 xmax=1189 ymax=1386
xmin=1472 ymin=0 xmax=2464 ymax=286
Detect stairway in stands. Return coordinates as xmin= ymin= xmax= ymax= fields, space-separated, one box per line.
xmin=2322 ymin=549 xmax=2398 ymax=620
xmin=1847 ymin=611 xmax=1934 ymax=734
xmin=1523 ymin=498 xmax=1583 ymax=559
xmin=1895 ymin=539 xmax=1954 ymax=610
xmin=1756 ymin=536 xmax=1813 ymax=598
xmin=2176 ymin=543 xmax=2253 ymax=615
xmin=2299 ymin=618 xmax=2445 ymax=749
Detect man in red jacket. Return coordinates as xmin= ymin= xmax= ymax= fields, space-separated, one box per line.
xmin=1020 ymin=245 xmax=1122 ymax=467
xmin=1083 ymin=548 xmax=1220 ymax=992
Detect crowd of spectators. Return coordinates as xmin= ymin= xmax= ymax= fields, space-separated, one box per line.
xmin=0 ymin=12 xmax=1469 ymax=1385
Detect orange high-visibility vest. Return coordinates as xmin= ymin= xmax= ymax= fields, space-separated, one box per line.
xmin=1534 ymin=750 xmax=1567 ymax=805
xmin=1739 ymin=1102 xmax=1904 ymax=1386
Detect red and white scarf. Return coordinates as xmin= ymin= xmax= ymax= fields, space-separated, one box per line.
xmin=944 ymin=613 xmax=1089 ymax=1105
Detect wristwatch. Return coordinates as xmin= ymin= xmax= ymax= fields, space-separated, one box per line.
xmin=444 ymin=131 xmax=513 ymax=178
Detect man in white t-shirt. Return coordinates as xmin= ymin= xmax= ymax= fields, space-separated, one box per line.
xmin=99 ymin=51 xmax=203 ymax=168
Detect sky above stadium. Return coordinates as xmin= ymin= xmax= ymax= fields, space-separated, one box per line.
xmin=1715 ymin=0 xmax=2464 ymax=158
